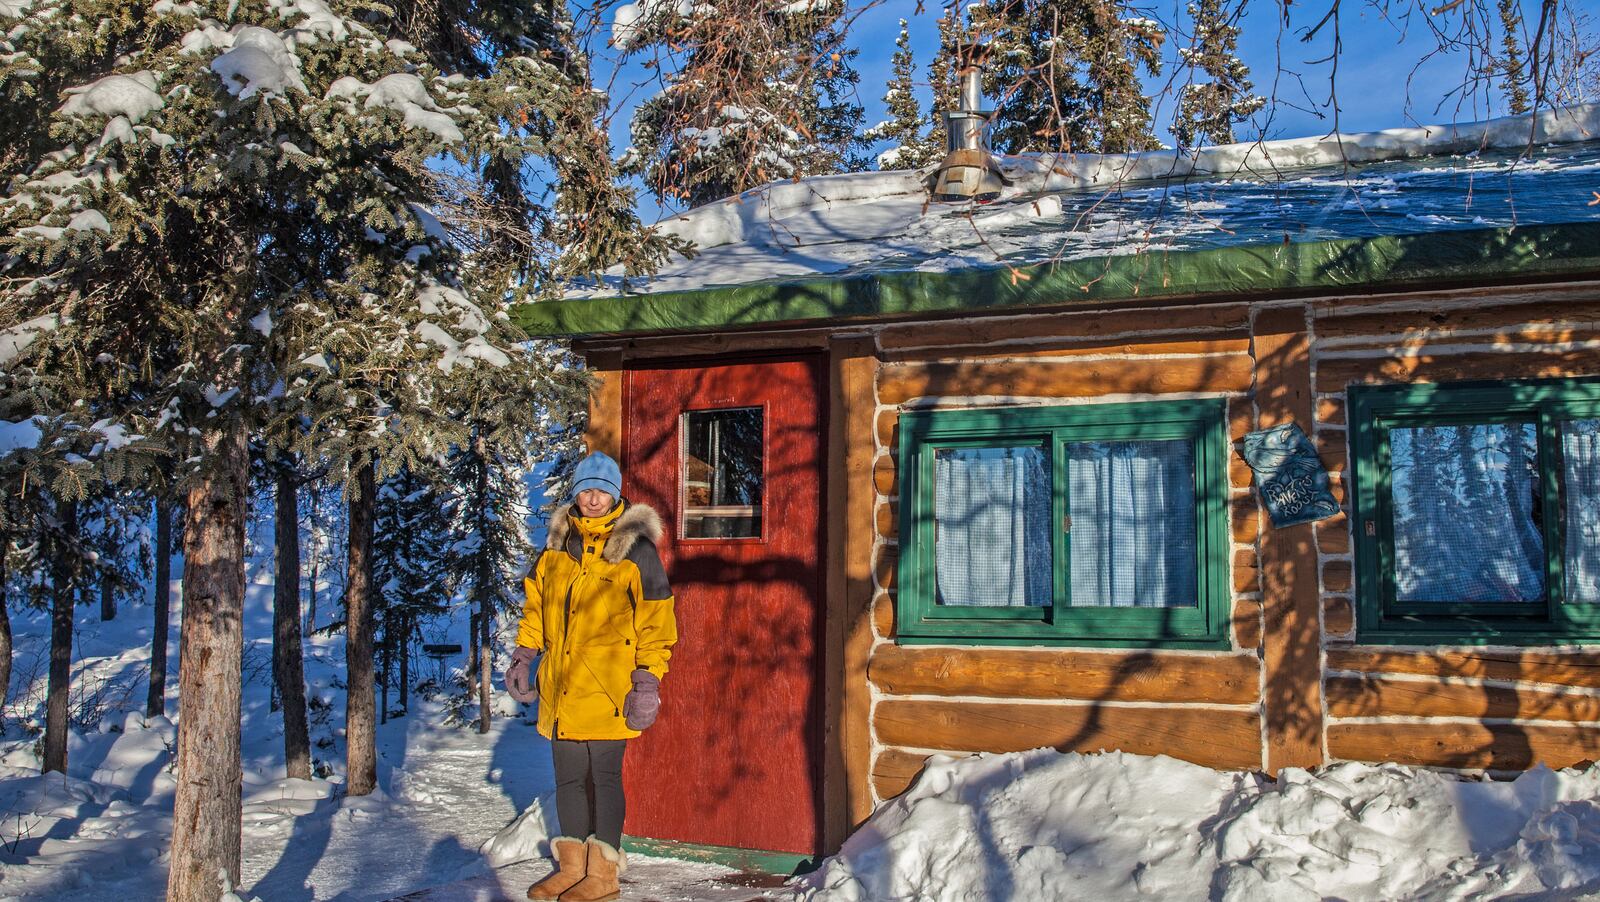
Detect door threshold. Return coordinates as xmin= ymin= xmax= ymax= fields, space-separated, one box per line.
xmin=621 ymin=835 xmax=821 ymax=878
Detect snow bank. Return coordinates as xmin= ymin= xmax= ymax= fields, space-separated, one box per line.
xmin=479 ymin=790 xmax=562 ymax=865
xmin=795 ymin=750 xmax=1600 ymax=901
xmin=67 ymin=711 xmax=178 ymax=794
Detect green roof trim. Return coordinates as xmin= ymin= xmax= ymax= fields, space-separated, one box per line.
xmin=512 ymin=221 xmax=1600 ymax=340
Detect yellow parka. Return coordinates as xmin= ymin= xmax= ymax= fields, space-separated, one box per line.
xmin=515 ymin=500 xmax=677 ymax=741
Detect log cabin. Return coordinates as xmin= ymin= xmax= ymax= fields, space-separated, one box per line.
xmin=512 ymin=102 xmax=1600 ymax=870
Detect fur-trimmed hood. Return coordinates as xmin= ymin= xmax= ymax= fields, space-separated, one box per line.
xmin=547 ymin=501 xmax=663 ymax=564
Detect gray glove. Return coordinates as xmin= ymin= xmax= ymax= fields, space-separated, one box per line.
xmin=505 ymin=646 xmax=539 ymax=703
xmin=623 ymin=669 xmax=660 ymax=730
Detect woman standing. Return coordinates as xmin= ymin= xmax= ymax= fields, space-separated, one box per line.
xmin=506 ymin=451 xmax=677 ymax=902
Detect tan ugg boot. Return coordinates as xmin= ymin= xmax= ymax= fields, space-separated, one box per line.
xmin=558 ymin=837 xmax=623 ymax=902
xmin=527 ymin=836 xmax=586 ymax=900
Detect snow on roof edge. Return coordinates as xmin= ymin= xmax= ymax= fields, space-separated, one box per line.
xmin=653 ymin=102 xmax=1600 ymax=255
xmin=1005 ymin=101 xmax=1600 ymax=195
xmin=651 ymin=168 xmax=928 ymax=255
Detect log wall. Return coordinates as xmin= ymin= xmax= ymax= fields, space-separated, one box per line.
xmin=589 ymin=278 xmax=1600 ymax=822
xmin=1311 ymin=284 xmax=1600 ymax=772
xmin=860 ymin=281 xmax=1600 ymax=798
xmin=863 ymin=303 xmax=1267 ymax=800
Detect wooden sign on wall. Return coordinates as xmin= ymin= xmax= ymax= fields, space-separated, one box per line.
xmin=1240 ymin=421 xmax=1339 ymax=527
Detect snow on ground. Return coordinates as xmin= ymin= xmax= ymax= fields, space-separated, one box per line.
xmin=387 ymin=854 xmax=788 ymax=902
xmin=0 ymin=550 xmax=535 ymax=901
xmin=0 ymin=505 xmax=770 ymax=901
xmin=795 ymin=749 xmax=1600 ymax=902
xmin=6 ymin=499 xmax=1600 ymax=901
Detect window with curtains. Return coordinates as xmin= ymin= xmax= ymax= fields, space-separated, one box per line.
xmin=895 ymin=399 xmax=1231 ymax=648
xmin=1349 ymin=379 xmax=1600 ymax=644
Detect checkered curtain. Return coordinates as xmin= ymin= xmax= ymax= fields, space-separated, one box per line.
xmin=1067 ymin=440 xmax=1198 ymax=608
xmin=934 ymin=447 xmax=1052 ymax=607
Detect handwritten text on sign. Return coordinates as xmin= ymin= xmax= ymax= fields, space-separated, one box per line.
xmin=1240 ymin=421 xmax=1339 ymax=528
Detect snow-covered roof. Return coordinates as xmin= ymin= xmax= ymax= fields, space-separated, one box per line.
xmin=519 ymin=105 xmax=1600 ymax=339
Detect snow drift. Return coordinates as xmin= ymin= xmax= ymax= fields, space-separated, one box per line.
xmin=794 ymin=749 xmax=1600 ymax=902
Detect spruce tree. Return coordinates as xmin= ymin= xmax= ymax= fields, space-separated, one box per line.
xmin=0 ymin=0 xmax=665 ymax=893
xmin=267 ymin=453 xmax=312 ymax=778
xmin=302 ymin=477 xmax=344 ymax=632
xmin=972 ymin=0 xmax=1165 ymax=153
xmin=44 ymin=497 xmax=77 ymax=773
xmin=372 ymin=463 xmax=453 ymax=719
xmin=147 ymin=476 xmax=178 ymax=717
xmin=864 ymin=19 xmax=942 ymax=170
xmin=619 ymin=0 xmax=867 ymax=206
xmin=1172 ymin=0 xmax=1263 ymax=147
xmin=1498 ymin=0 xmax=1531 ymax=114
xmin=442 ymin=338 xmax=587 ymax=732
xmin=926 ymin=6 xmax=965 ymax=159
xmin=0 ymin=394 xmax=123 ymax=768
xmin=79 ymin=489 xmax=151 ymax=621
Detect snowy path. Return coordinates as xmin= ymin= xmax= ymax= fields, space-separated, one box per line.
xmin=382 ymin=856 xmax=787 ymax=902
xmin=238 ymin=705 xmax=552 ymax=901
xmin=0 ymin=593 xmax=793 ymax=902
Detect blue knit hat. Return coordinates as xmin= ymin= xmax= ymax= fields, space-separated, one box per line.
xmin=569 ymin=451 xmax=622 ymax=501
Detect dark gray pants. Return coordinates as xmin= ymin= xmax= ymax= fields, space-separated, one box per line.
xmin=552 ymin=738 xmax=627 ymax=848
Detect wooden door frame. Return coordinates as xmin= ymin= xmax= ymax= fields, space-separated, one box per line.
xmin=606 ymin=348 xmax=835 ymax=857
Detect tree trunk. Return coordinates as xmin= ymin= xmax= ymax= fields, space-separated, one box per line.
xmin=398 ymin=613 xmax=410 ymax=714
xmin=147 ymin=495 xmax=172 ymax=718
xmin=474 ymin=437 xmax=493 ymax=734
xmin=274 ymin=465 xmax=311 ymax=781
xmin=44 ymin=501 xmax=77 ymax=774
xmin=344 ymin=458 xmax=377 ymax=796
xmin=0 ymin=528 xmax=12 ymax=718
xmin=305 ymin=520 xmax=318 ymax=633
xmin=478 ymin=593 xmax=491 ymax=734
xmin=99 ymin=571 xmax=115 ymax=621
xmin=380 ymin=611 xmax=391 ymax=726
xmin=468 ymin=612 xmax=480 ymax=678
xmin=167 ymin=424 xmax=248 ymax=902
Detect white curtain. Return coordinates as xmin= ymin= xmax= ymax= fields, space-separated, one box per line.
xmin=1565 ymin=419 xmax=1600 ymax=603
xmin=934 ymin=447 xmax=1052 ymax=607
xmin=1067 ymin=440 xmax=1197 ymax=608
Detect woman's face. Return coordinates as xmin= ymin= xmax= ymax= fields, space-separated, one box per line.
xmin=576 ymin=488 xmax=615 ymax=518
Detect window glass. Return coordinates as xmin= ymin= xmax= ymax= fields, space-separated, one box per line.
xmin=1389 ymin=422 xmax=1544 ymax=603
xmin=681 ymin=408 xmax=763 ymax=539
xmin=1564 ymin=419 xmax=1600 ymax=603
xmin=897 ymin=399 xmax=1228 ymax=647
xmin=1067 ymin=439 xmax=1198 ymax=608
xmin=933 ymin=446 xmax=1052 ymax=607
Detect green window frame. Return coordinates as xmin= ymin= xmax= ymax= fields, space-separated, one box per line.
xmin=895 ymin=399 xmax=1232 ymax=648
xmin=1349 ymin=377 xmax=1600 ymax=645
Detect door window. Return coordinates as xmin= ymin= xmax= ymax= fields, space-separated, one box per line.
xmin=681 ymin=407 xmax=764 ymax=539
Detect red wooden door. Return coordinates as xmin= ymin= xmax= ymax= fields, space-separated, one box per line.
xmin=621 ymin=355 xmax=824 ymax=856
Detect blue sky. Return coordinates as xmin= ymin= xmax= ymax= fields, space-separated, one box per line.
xmin=585 ymin=0 xmax=1580 ymax=221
